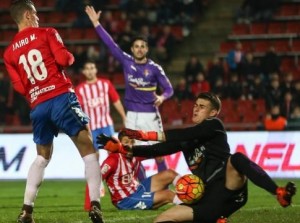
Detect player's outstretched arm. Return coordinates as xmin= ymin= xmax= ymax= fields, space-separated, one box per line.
xmin=120 ymin=128 xmax=165 ymax=142
xmin=85 ymin=5 xmax=101 ymax=27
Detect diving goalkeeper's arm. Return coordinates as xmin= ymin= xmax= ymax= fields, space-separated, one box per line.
xmin=97 ymin=133 xmax=182 ymax=158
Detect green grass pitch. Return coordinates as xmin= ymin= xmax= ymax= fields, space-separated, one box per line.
xmin=0 ymin=179 xmax=299 ymax=223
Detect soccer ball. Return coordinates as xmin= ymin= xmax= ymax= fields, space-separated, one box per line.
xmin=175 ymin=174 xmax=205 ymax=204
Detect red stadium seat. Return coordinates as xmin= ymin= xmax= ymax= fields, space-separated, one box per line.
xmin=274 ymin=40 xmax=291 ymax=53
xmin=277 ymin=4 xmax=298 ymax=16
xmin=268 ymin=22 xmax=286 ymax=34
xmin=84 ymin=28 xmax=97 ymax=39
xmin=179 ymin=100 xmax=194 ymax=123
xmin=161 ymin=99 xmax=179 ymax=115
xmin=231 ymin=24 xmax=250 ymax=35
xmin=69 ymin=28 xmax=84 ymax=40
xmin=111 ymin=72 xmax=125 ymax=87
xmin=219 ymin=42 xmax=235 ymax=53
xmin=254 ymin=40 xmax=270 ymax=53
xmin=286 ymin=21 xmax=300 ymax=34
xmin=291 ymin=39 xmax=300 ymax=52
xmin=250 ymin=23 xmax=267 ymax=35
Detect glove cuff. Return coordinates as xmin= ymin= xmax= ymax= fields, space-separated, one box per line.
xmin=147 ymin=131 xmax=158 ymax=141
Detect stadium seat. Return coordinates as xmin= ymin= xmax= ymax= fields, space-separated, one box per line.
xmin=286 ymin=21 xmax=300 ymax=34
xmin=69 ymin=28 xmax=84 ymax=40
xmin=219 ymin=42 xmax=235 ymax=53
xmin=47 ymin=12 xmax=65 ymax=23
xmin=0 ymin=1 xmax=11 ymax=7
xmin=291 ymin=39 xmax=300 ymax=52
xmin=277 ymin=4 xmax=298 ymax=16
xmin=274 ymin=40 xmax=291 ymax=52
xmin=179 ymin=100 xmax=194 ymax=123
xmin=250 ymin=23 xmax=267 ymax=35
xmin=3 ymin=30 xmax=18 ymax=42
xmin=268 ymin=22 xmax=286 ymax=34
xmin=254 ymin=40 xmax=270 ymax=53
xmin=84 ymin=28 xmax=97 ymax=39
xmin=231 ymin=24 xmax=250 ymax=35
xmin=280 ymin=58 xmax=296 ymax=73
xmin=161 ymin=98 xmax=179 ymax=115
xmin=111 ymin=72 xmax=125 ymax=87
xmin=253 ymin=99 xmax=266 ymax=117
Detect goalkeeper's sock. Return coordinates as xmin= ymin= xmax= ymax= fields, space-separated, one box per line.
xmin=24 ymin=155 xmax=49 ymax=206
xmin=83 ymin=153 xmax=101 ymax=202
xmin=156 ymin=157 xmax=168 ymax=172
xmin=231 ymin=152 xmax=277 ymax=194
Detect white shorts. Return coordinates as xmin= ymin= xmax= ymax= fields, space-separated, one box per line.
xmin=125 ymin=111 xmax=163 ymax=145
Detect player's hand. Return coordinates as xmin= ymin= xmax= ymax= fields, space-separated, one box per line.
xmin=85 ymin=5 xmax=101 ymax=27
xmin=96 ymin=134 xmax=131 ymax=156
xmin=154 ymin=94 xmax=164 ymax=107
xmin=119 ymin=128 xmax=158 ymax=141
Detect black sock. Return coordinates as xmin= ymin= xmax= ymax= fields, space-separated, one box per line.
xmin=22 ymin=204 xmax=33 ymax=214
xmin=91 ymin=200 xmax=101 ymax=209
xmin=231 ymin=152 xmax=278 ymax=194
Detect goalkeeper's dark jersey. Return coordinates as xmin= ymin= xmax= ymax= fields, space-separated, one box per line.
xmin=132 ymin=117 xmax=231 ymax=185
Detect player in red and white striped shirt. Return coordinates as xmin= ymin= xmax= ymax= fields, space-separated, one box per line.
xmin=100 ymin=132 xmax=182 ymax=210
xmin=76 ymin=60 xmax=126 ymax=142
xmin=75 ymin=59 xmax=126 ymax=210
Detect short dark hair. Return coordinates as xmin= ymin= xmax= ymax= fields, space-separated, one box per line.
xmin=10 ymin=0 xmax=34 ymax=24
xmin=83 ymin=59 xmax=97 ymax=67
xmin=197 ymin=92 xmax=221 ymax=113
xmin=131 ymin=35 xmax=148 ymax=46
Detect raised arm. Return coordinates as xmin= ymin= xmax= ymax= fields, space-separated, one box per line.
xmin=85 ymin=5 xmax=127 ymax=62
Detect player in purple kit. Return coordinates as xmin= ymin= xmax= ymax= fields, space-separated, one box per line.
xmin=85 ymin=5 xmax=174 ymax=180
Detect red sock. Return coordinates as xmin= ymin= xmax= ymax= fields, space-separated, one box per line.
xmin=84 ymin=184 xmax=91 ymax=211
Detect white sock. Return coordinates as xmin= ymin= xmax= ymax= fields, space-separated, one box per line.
xmin=172 ymin=174 xmax=181 ymax=186
xmin=24 ymin=155 xmax=49 ymax=206
xmin=173 ymin=195 xmax=183 ymax=204
xmin=83 ymin=153 xmax=101 ymax=203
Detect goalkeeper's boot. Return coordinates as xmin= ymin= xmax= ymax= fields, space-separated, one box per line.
xmin=89 ymin=201 xmax=104 ymax=223
xmin=216 ymin=217 xmax=228 ymax=223
xmin=276 ymin=181 xmax=296 ymax=207
xmin=17 ymin=210 xmax=35 ymax=223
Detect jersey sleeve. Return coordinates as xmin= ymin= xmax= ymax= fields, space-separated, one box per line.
xmin=132 ymin=141 xmax=183 ymax=158
xmin=165 ymin=118 xmax=225 ymax=142
xmin=155 ymin=64 xmax=174 ymax=100
xmin=46 ymin=28 xmax=74 ymax=67
xmin=107 ymin=80 xmax=120 ymax=103
xmin=4 ymin=52 xmax=26 ymax=95
xmin=95 ymin=25 xmax=128 ymax=63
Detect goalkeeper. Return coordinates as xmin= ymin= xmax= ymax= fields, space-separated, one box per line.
xmin=98 ymin=92 xmax=296 ymax=223
xmin=99 ymin=131 xmax=183 ymax=210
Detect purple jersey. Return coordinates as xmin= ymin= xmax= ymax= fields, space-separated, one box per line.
xmin=95 ymin=25 xmax=174 ymax=112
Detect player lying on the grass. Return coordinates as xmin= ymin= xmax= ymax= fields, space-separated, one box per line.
xmin=98 ymin=92 xmax=297 ymax=223
xmin=99 ymin=131 xmax=183 ymax=210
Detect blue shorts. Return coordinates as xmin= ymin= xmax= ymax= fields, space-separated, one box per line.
xmin=91 ymin=125 xmax=115 ymax=150
xmin=116 ymin=177 xmax=154 ymax=210
xmin=30 ymin=92 xmax=89 ymax=145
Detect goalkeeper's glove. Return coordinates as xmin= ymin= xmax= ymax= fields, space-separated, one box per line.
xmin=96 ymin=133 xmax=132 ymax=156
xmin=120 ymin=128 xmax=158 ymax=141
